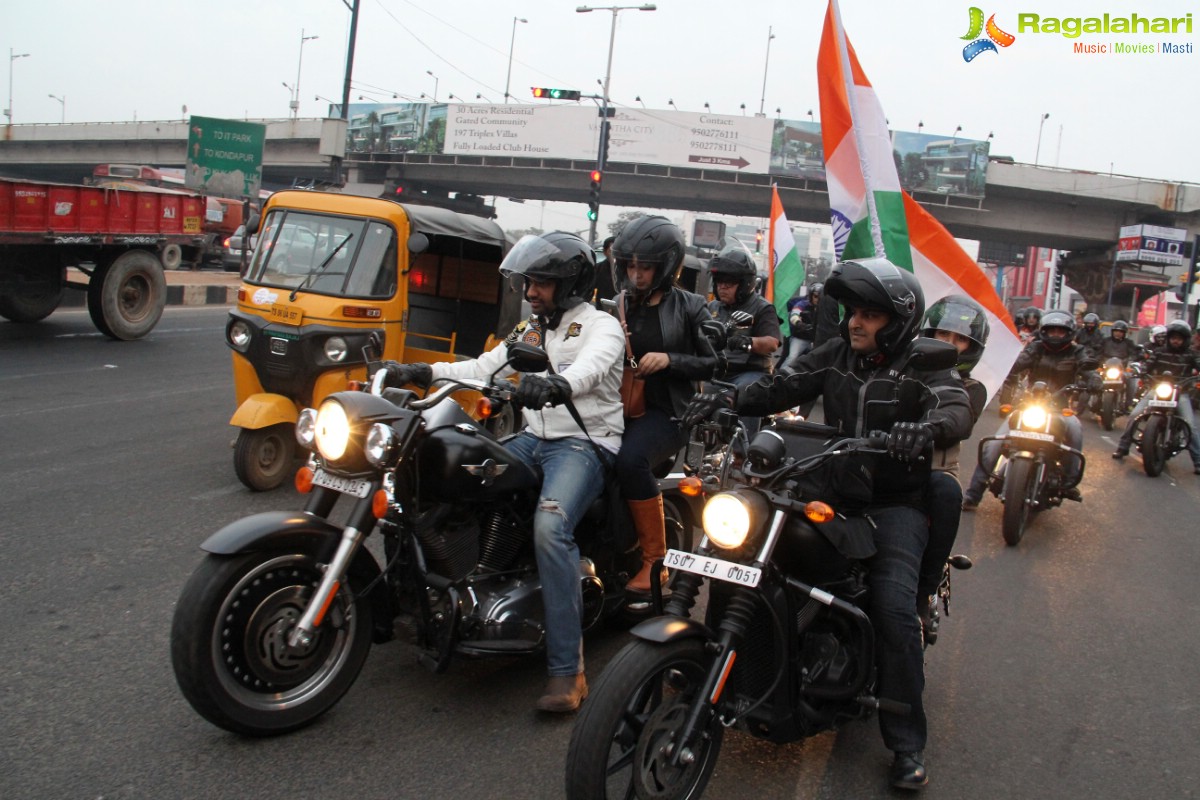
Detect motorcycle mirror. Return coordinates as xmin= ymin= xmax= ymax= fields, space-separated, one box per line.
xmin=699 ymin=319 xmax=728 ymax=351
xmin=407 ymin=232 xmax=430 ymax=255
xmin=363 ymin=331 xmax=384 ymax=363
xmin=903 ymin=337 xmax=958 ymax=372
xmin=505 ymin=341 xmax=550 ymax=373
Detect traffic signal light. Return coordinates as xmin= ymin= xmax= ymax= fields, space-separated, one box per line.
xmin=532 ymin=87 xmax=582 ymax=101
xmin=587 ymin=170 xmax=601 ymax=221
xmin=755 ymin=230 xmax=763 ymax=253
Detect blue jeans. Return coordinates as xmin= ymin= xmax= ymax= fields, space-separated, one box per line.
xmin=614 ymin=408 xmax=687 ymax=501
xmin=966 ymin=415 xmax=1084 ymax=500
xmin=1118 ymin=392 xmax=1200 ymax=466
xmin=920 ymin=471 xmax=962 ymax=596
xmin=503 ymin=432 xmax=613 ymax=677
xmin=865 ymin=504 xmax=929 ymax=754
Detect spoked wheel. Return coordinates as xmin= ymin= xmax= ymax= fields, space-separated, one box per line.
xmin=234 ymin=424 xmax=297 ymax=491
xmin=170 ymin=550 xmax=374 ymax=736
xmin=1001 ymin=458 xmax=1037 ymax=546
xmin=565 ymin=639 xmax=723 ymax=800
xmin=1100 ymin=393 xmax=1116 ymax=431
xmin=1141 ymin=415 xmax=1167 ymax=477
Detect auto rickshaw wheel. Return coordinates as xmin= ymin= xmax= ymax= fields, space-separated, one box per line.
xmin=234 ymin=424 xmax=298 ymax=491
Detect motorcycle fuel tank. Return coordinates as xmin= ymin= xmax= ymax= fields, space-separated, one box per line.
xmin=416 ymin=424 xmax=540 ymax=502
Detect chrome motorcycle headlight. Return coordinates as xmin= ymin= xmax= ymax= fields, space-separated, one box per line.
xmin=365 ymin=423 xmax=396 ymax=467
xmin=1104 ymin=366 xmax=1122 ymax=381
xmin=228 ymin=319 xmax=251 ymax=350
xmin=323 ymin=336 xmax=349 ymax=363
xmin=702 ymin=491 xmax=769 ymax=550
xmin=1154 ymin=381 xmax=1174 ymax=400
xmin=296 ymin=407 xmax=318 ymax=448
xmin=1019 ymin=404 xmax=1048 ymax=431
xmin=315 ymin=399 xmax=352 ymax=461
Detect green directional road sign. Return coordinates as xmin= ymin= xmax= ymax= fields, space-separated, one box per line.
xmin=185 ymin=115 xmax=266 ymax=198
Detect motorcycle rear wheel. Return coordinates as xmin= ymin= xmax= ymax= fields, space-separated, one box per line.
xmin=1141 ymin=415 xmax=1167 ymax=477
xmin=1100 ymin=393 xmax=1115 ymax=431
xmin=170 ymin=549 xmax=374 ymax=736
xmin=1001 ymin=458 xmax=1036 ymax=546
xmin=565 ymin=638 xmax=723 ymax=800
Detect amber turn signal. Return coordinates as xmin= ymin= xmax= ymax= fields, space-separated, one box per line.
xmin=679 ymin=475 xmax=704 ymax=497
xmin=372 ymin=489 xmax=390 ymax=519
xmin=295 ymin=465 xmax=314 ymax=493
xmin=475 ymin=397 xmax=495 ymax=419
xmin=999 ymin=404 xmax=1013 ymax=414
xmin=804 ymin=501 xmax=835 ymax=524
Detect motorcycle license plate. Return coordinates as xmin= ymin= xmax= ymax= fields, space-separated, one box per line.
xmin=664 ymin=549 xmax=761 ymax=588
xmin=1010 ymin=429 xmax=1055 ymax=442
xmin=1149 ymin=399 xmax=1177 ymax=408
xmin=312 ymin=469 xmax=372 ymax=498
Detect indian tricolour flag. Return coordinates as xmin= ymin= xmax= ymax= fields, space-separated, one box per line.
xmin=818 ymin=0 xmax=1022 ymax=402
xmin=766 ymin=184 xmax=805 ymax=329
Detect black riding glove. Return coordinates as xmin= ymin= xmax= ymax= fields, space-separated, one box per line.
xmin=886 ymin=421 xmax=933 ymax=463
xmin=380 ymin=361 xmax=433 ymax=389
xmin=727 ymin=333 xmax=753 ymax=353
xmin=515 ymin=373 xmax=572 ymax=409
xmin=682 ymin=389 xmax=737 ymax=429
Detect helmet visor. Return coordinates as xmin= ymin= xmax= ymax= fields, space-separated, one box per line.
xmin=499 ymin=234 xmax=577 ymax=291
xmin=927 ymin=300 xmax=984 ymax=339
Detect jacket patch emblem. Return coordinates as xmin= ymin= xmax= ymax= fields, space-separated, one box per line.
xmin=505 ymin=318 xmax=544 ymax=348
xmin=565 ymin=322 xmax=582 ymax=339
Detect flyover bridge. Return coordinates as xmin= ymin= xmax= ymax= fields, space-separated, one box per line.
xmin=3 ymin=118 xmax=1199 ymax=308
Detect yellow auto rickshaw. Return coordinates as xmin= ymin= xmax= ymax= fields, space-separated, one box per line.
xmin=225 ymin=190 xmax=520 ymax=490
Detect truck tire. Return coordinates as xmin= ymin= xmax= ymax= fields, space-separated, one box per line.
xmin=87 ymin=250 xmax=167 ymax=340
xmin=0 ymin=256 xmax=65 ymax=323
xmin=161 ymin=244 xmax=183 ymax=270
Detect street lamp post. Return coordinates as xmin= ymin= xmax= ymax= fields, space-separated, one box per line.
xmin=1034 ymin=112 xmax=1050 ymax=166
xmin=6 ymin=49 xmax=31 ymax=128
xmin=292 ymin=29 xmax=319 ymax=119
xmin=48 ymin=93 xmax=65 ymax=123
xmin=758 ymin=25 xmax=775 ymax=116
xmin=504 ymin=17 xmax=528 ymax=104
xmin=576 ymin=3 xmax=656 ymax=245
xmin=282 ymin=81 xmax=295 ymax=116
xmin=426 ymin=70 xmax=439 ymax=102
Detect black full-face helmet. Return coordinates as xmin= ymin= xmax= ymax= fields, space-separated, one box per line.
xmin=1110 ymin=320 xmax=1129 ymax=339
xmin=1165 ymin=319 xmax=1193 ymax=351
xmin=824 ymin=257 xmax=925 ymax=357
xmin=708 ymin=243 xmax=758 ymax=304
xmin=611 ymin=215 xmax=685 ymax=299
xmin=1038 ymin=309 xmax=1077 ymax=351
xmin=809 ymin=282 xmax=823 ymax=301
xmin=1082 ymin=312 xmax=1100 ymax=331
xmin=921 ymin=294 xmax=990 ymax=373
xmin=499 ymin=232 xmax=596 ymax=312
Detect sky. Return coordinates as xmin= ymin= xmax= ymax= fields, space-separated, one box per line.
xmin=4 ymin=0 xmax=1199 ymax=236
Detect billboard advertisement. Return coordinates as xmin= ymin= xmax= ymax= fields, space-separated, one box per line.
xmin=1115 ymin=223 xmax=1189 ymax=266
xmin=337 ymin=101 xmax=989 ymax=196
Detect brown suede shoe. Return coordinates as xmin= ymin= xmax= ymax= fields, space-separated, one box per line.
xmin=536 ymin=674 xmax=588 ymax=713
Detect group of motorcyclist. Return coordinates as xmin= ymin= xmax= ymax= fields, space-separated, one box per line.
xmin=373 ymin=217 xmax=1198 ymax=792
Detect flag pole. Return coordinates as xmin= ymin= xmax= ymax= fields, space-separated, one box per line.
xmin=767 ymin=184 xmax=778 ymax=304
xmin=829 ymin=0 xmax=885 ymax=259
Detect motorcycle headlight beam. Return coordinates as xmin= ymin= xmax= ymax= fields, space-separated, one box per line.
xmin=1104 ymin=367 xmax=1122 ymax=381
xmin=1154 ymin=382 xmax=1174 ymax=400
xmin=1020 ymin=405 xmax=1049 ymax=431
xmin=314 ymin=399 xmax=352 ymax=461
xmin=702 ymin=490 xmax=768 ymax=550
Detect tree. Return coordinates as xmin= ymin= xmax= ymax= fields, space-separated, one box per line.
xmin=608 ymin=210 xmax=649 ymax=239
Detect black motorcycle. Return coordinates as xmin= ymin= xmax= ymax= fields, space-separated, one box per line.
xmin=1088 ymin=357 xmax=1128 ymax=431
xmin=171 ymin=342 xmax=699 ymax=736
xmin=563 ymin=342 xmax=971 ymax=800
xmin=1129 ymin=373 xmax=1198 ymax=477
xmin=982 ymin=381 xmax=1086 ymax=546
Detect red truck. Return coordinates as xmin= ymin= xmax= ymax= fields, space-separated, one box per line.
xmin=0 ymin=176 xmax=213 ymax=339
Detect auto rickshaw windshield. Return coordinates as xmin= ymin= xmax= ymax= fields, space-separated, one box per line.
xmin=247 ymin=210 xmax=398 ymax=299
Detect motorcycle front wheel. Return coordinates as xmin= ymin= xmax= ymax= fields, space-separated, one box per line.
xmin=170 ymin=549 xmax=374 ymax=736
xmin=1001 ymin=457 xmax=1037 ymax=546
xmin=1141 ymin=415 xmax=1168 ymax=477
xmin=1100 ymin=392 xmax=1116 ymax=431
xmin=565 ymin=638 xmax=723 ymax=800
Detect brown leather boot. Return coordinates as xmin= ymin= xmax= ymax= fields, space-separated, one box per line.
xmin=536 ymin=673 xmax=588 ymax=713
xmin=625 ymin=495 xmax=668 ymax=594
